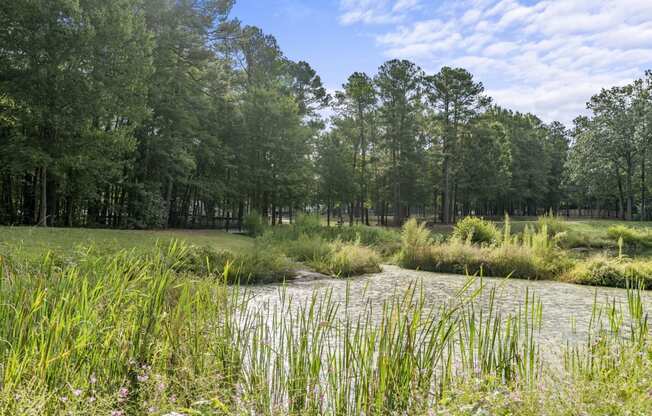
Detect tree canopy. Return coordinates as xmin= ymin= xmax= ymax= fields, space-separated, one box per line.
xmin=1 ymin=1 xmax=650 ymax=227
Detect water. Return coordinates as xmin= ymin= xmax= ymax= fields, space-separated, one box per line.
xmin=247 ymin=265 xmax=652 ymax=352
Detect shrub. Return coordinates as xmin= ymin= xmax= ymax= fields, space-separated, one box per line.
xmin=562 ymin=255 xmax=652 ymax=289
xmin=322 ymin=224 xmax=402 ymax=257
xmin=397 ymin=218 xmax=433 ymax=268
xmin=398 ymin=224 xmax=571 ymax=280
xmin=294 ymin=213 xmax=322 ymax=234
xmin=606 ymin=225 xmax=652 ymax=249
xmin=181 ymin=244 xmax=293 ymax=283
xmin=556 ymin=230 xmax=614 ymax=249
xmin=319 ymin=243 xmax=381 ymax=277
xmin=283 ymin=234 xmax=332 ymax=262
xmin=537 ymin=211 xmax=568 ymax=236
xmin=243 ymin=210 xmax=266 ymax=237
xmin=413 ymin=242 xmax=485 ymax=275
xmin=452 ymin=216 xmax=500 ymax=245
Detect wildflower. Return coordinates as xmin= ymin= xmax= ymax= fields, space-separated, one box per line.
xmin=163 ymin=413 xmax=186 ymax=416
xmin=88 ymin=396 xmax=96 ymax=404
xmin=90 ymin=374 xmax=97 ymax=384
xmin=118 ymin=387 xmax=129 ymax=402
xmin=148 ymin=407 xmax=157 ymax=414
xmin=111 ymin=411 xmax=125 ymax=416
xmin=72 ymin=389 xmax=83 ymax=397
xmin=59 ymin=396 xmax=68 ymax=403
xmin=169 ymin=394 xmax=177 ymax=403
xmin=137 ymin=374 xmax=149 ymax=382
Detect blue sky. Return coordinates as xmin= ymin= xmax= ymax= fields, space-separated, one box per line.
xmin=232 ymin=0 xmax=652 ymax=124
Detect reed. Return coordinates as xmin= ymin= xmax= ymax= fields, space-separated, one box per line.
xmin=0 ymin=242 xmax=649 ymax=415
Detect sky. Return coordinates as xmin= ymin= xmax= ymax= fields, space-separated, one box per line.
xmin=231 ymin=0 xmax=652 ymax=125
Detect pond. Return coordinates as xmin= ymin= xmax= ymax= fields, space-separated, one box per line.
xmin=247 ymin=265 xmax=652 ymax=353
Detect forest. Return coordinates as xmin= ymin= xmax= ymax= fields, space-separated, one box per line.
xmin=1 ymin=0 xmax=652 ymax=229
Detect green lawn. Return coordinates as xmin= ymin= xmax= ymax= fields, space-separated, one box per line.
xmin=0 ymin=226 xmax=254 ymax=258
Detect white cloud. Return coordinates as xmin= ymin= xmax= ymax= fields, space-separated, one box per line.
xmin=339 ymin=0 xmax=420 ymax=25
xmin=344 ymin=0 xmax=652 ymax=124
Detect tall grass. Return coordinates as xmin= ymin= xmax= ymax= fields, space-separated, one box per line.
xmin=0 ymin=244 xmax=650 ymax=414
xmin=399 ymin=217 xmax=570 ymax=280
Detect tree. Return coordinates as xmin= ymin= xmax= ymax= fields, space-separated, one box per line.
xmin=375 ymin=60 xmax=424 ymax=226
xmin=335 ymin=72 xmax=377 ymax=225
xmin=425 ymin=67 xmax=487 ymax=223
xmin=0 ymin=0 xmax=152 ymax=226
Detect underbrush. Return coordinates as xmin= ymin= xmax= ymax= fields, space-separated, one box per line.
xmin=310 ymin=242 xmax=381 ymax=276
xmin=182 ymin=244 xmax=295 ymax=283
xmin=253 ymin=213 xmax=392 ymax=276
xmin=452 ymin=216 xmax=499 ymax=245
xmin=562 ymin=254 xmax=652 ymax=289
xmin=398 ymin=218 xmax=571 ymax=280
xmin=607 ymin=225 xmax=652 ymax=250
xmin=397 ymin=216 xmax=652 ymax=288
xmin=262 ymin=213 xmax=401 ymax=257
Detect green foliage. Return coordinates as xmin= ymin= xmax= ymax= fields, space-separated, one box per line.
xmin=313 ymin=242 xmax=381 ymax=277
xmin=283 ymin=234 xmax=332 ymax=262
xmin=397 ymin=218 xmax=433 ymax=268
xmin=0 ymin=237 xmax=650 ymax=414
xmin=243 ymin=211 xmax=266 ymax=237
xmin=562 ymin=255 xmax=652 ymax=289
xmin=400 ymin=217 xmax=572 ymax=280
xmin=182 ymin=244 xmax=293 ymax=284
xmin=607 ymin=225 xmax=652 ymax=249
xmin=537 ymin=211 xmax=568 ymax=236
xmin=294 ymin=213 xmax=322 ymax=234
xmin=452 ymin=216 xmax=500 ymax=245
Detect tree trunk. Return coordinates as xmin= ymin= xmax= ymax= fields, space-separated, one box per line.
xmin=641 ymin=150 xmax=646 ymax=221
xmin=327 ymin=199 xmax=331 ymax=227
xmin=38 ymin=166 xmax=47 ymax=227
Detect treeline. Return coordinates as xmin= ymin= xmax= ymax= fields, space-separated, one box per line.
xmin=1 ymin=0 xmax=327 ymax=228
xmin=567 ymin=72 xmax=652 ymax=221
xmin=0 ymin=1 xmax=650 ymax=228
xmin=321 ymin=65 xmax=570 ymax=226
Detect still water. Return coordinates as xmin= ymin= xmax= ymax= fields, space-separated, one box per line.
xmin=247 ymin=265 xmax=652 ymax=351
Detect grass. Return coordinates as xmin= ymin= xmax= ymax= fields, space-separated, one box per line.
xmin=0 ymin=244 xmax=649 ymax=415
xmin=397 ymin=216 xmax=652 ymax=288
xmin=0 ymin=226 xmax=254 ymax=257
xmin=398 ymin=218 xmax=571 ymax=280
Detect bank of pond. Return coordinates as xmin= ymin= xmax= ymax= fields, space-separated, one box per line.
xmin=184 ymin=214 xmax=652 ymax=289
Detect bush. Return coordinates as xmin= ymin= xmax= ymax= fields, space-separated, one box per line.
xmin=322 ymin=224 xmax=402 ymax=257
xmin=316 ymin=243 xmax=381 ymax=277
xmin=562 ymin=255 xmax=652 ymax=289
xmin=181 ymin=244 xmax=293 ymax=283
xmin=397 ymin=218 xmax=433 ymax=268
xmin=243 ymin=210 xmax=266 ymax=237
xmin=452 ymin=217 xmax=499 ymax=245
xmin=398 ymin=223 xmax=571 ymax=280
xmin=556 ymin=230 xmax=614 ymax=250
xmin=283 ymin=234 xmax=332 ymax=262
xmin=408 ymin=242 xmax=485 ymax=275
xmin=537 ymin=211 xmax=568 ymax=236
xmin=294 ymin=213 xmax=322 ymax=234
xmin=606 ymin=225 xmax=652 ymax=249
